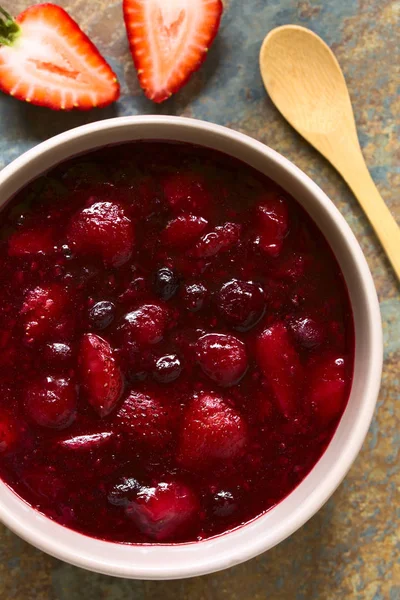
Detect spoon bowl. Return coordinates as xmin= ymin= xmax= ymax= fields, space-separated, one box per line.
xmin=260 ymin=25 xmax=400 ymax=280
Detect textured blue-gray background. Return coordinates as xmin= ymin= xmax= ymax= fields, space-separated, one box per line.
xmin=0 ymin=0 xmax=399 ymax=598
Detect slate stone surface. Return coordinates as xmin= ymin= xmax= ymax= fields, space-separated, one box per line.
xmin=0 ymin=1 xmax=399 ymax=598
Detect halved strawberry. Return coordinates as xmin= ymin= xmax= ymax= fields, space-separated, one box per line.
xmin=123 ymin=0 xmax=223 ymax=103
xmin=0 ymin=4 xmax=119 ymax=110
xmin=255 ymin=322 xmax=303 ymax=419
xmin=79 ymin=333 xmax=123 ymax=417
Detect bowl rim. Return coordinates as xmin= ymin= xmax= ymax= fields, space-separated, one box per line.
xmin=0 ymin=115 xmax=382 ymax=579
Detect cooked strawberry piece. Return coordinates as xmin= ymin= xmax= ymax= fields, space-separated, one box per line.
xmin=115 ymin=391 xmax=173 ymax=449
xmin=79 ymin=333 xmax=123 ymax=417
xmin=162 ymin=214 xmax=208 ymax=247
xmin=0 ymin=4 xmax=119 ymax=110
xmin=255 ymin=195 xmax=289 ymax=257
xmin=179 ymin=393 xmax=247 ymax=468
xmin=21 ymin=284 xmax=68 ymax=341
xmin=191 ymin=222 xmax=241 ymax=258
xmin=123 ymin=0 xmax=223 ymax=102
xmin=163 ymin=173 xmax=212 ymax=213
xmin=309 ymin=356 xmax=349 ymax=426
xmin=217 ymin=279 xmax=266 ymax=331
xmin=67 ymin=201 xmax=134 ymax=267
xmin=256 ymin=322 xmax=303 ymax=419
xmin=126 ymin=480 xmax=199 ymax=540
xmin=121 ymin=304 xmax=168 ymax=346
xmin=8 ymin=228 xmax=55 ymax=256
xmin=24 ymin=376 xmax=77 ymax=429
xmin=58 ymin=431 xmax=114 ymax=451
xmin=196 ymin=333 xmax=248 ymax=387
xmin=0 ymin=411 xmax=20 ymax=454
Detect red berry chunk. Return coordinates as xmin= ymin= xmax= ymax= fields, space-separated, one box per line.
xmin=126 ymin=481 xmax=199 ymax=541
xmin=256 ymin=322 xmax=303 ymax=418
xmin=67 ymin=201 xmax=134 ymax=267
xmin=196 ymin=333 xmax=248 ymax=386
xmin=309 ymin=356 xmax=349 ymax=426
xmin=217 ymin=279 xmax=265 ymax=331
xmin=163 ymin=172 xmax=211 ymax=213
xmin=21 ymin=284 xmax=68 ymax=341
xmin=24 ymin=376 xmax=77 ymax=429
xmin=179 ymin=393 xmax=247 ymax=468
xmin=255 ymin=195 xmax=289 ymax=257
xmin=162 ymin=214 xmax=208 ymax=247
xmin=79 ymin=333 xmax=123 ymax=417
xmin=8 ymin=228 xmax=55 ymax=257
xmin=114 ymin=391 xmax=173 ymax=449
xmin=121 ymin=304 xmax=168 ymax=346
xmin=191 ymin=222 xmax=241 ymax=258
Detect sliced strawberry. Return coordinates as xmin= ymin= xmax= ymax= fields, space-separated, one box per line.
xmin=114 ymin=391 xmax=173 ymax=449
xmin=256 ymin=322 xmax=303 ymax=419
xmin=8 ymin=227 xmax=55 ymax=257
xmin=162 ymin=214 xmax=208 ymax=248
xmin=0 ymin=4 xmax=119 ymax=110
xmin=67 ymin=201 xmax=134 ymax=267
xmin=21 ymin=284 xmax=69 ymax=342
xmin=123 ymin=0 xmax=223 ymax=102
xmin=191 ymin=222 xmax=241 ymax=259
xmin=255 ymin=195 xmax=289 ymax=257
xmin=79 ymin=333 xmax=123 ymax=417
xmin=309 ymin=355 xmax=350 ymax=426
xmin=179 ymin=392 xmax=248 ymax=468
xmin=126 ymin=480 xmax=199 ymax=541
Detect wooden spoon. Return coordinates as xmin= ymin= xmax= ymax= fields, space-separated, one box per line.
xmin=260 ymin=24 xmax=400 ymax=280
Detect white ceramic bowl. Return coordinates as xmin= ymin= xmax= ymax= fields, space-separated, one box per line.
xmin=0 ymin=116 xmax=382 ymax=579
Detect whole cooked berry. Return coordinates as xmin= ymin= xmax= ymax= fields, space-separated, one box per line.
xmin=88 ymin=301 xmax=116 ymax=330
xmin=182 ymin=282 xmax=208 ymax=312
xmin=125 ymin=480 xmax=199 ymax=541
xmin=196 ymin=333 xmax=248 ymax=387
xmin=217 ymin=279 xmax=265 ymax=331
xmin=121 ymin=304 xmax=168 ymax=346
xmin=153 ymin=354 xmax=182 ymax=383
xmin=152 ymin=267 xmax=180 ymax=301
xmin=289 ymin=316 xmax=325 ymax=349
xmin=24 ymin=376 xmax=77 ymax=429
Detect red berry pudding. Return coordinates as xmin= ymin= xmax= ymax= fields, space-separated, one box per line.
xmin=0 ymin=142 xmax=354 ymax=544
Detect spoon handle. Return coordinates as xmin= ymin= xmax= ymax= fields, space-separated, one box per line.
xmin=335 ymin=149 xmax=400 ymax=280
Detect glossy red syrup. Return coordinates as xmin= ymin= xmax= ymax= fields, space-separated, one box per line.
xmin=0 ymin=142 xmax=354 ymax=543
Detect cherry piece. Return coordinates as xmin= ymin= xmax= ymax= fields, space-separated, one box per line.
xmin=217 ymin=279 xmax=265 ymax=331
xmin=126 ymin=480 xmax=199 ymax=541
xmin=196 ymin=333 xmax=248 ymax=386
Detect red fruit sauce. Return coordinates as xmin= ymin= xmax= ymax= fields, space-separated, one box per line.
xmin=0 ymin=142 xmax=354 ymax=544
